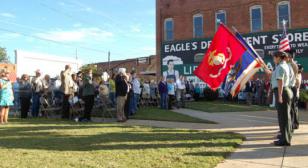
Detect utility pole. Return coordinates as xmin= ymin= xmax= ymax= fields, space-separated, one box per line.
xmin=108 ymin=51 xmax=111 ymax=70
xmin=75 ymin=48 xmax=78 ymax=70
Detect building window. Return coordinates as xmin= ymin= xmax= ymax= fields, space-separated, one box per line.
xmin=250 ymin=5 xmax=263 ymax=32
xmin=277 ymin=1 xmax=291 ymax=29
xmin=193 ymin=14 xmax=203 ymax=38
xmin=164 ymin=18 xmax=174 ymax=41
xmin=215 ymin=10 xmax=226 ymax=30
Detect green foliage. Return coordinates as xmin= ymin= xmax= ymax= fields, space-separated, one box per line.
xmin=80 ymin=64 xmax=98 ymax=74
xmin=0 ymin=47 xmax=9 ymax=63
xmin=300 ymin=90 xmax=308 ymax=102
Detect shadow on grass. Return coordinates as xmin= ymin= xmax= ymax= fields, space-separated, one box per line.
xmin=0 ymin=119 xmax=242 ymax=152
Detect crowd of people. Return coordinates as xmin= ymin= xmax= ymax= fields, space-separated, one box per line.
xmin=7 ymin=65 xmax=97 ymax=122
xmin=0 ymin=50 xmax=305 ymax=140
xmin=0 ymin=64 xmax=202 ymax=124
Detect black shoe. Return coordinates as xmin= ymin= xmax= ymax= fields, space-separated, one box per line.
xmin=293 ymin=125 xmax=299 ymax=130
xmin=274 ymin=140 xmax=290 ymax=146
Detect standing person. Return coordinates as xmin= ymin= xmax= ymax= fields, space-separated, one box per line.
xmin=0 ymin=69 xmax=14 ymax=124
xmin=81 ymin=69 xmax=95 ymax=122
xmin=19 ymin=74 xmax=32 ymax=118
xmin=61 ymin=65 xmax=74 ymax=119
xmin=115 ymin=68 xmax=129 ymax=122
xmin=130 ymin=71 xmax=141 ymax=114
xmin=42 ymin=74 xmax=53 ymax=106
xmin=43 ymin=75 xmax=52 ymax=94
xmin=294 ymin=64 xmax=303 ymax=127
xmin=167 ymin=79 xmax=176 ymax=110
xmin=185 ymin=78 xmax=191 ymax=96
xmin=124 ymin=74 xmax=132 ymax=118
xmin=108 ymin=73 xmax=116 ymax=107
xmin=53 ymin=75 xmax=62 ymax=105
xmin=176 ymin=75 xmax=186 ymax=108
xmin=189 ymin=80 xmax=195 ymax=96
xmin=71 ymin=74 xmax=79 ymax=97
xmin=142 ymin=80 xmax=150 ymax=106
xmin=193 ymin=83 xmax=201 ymax=101
xmin=245 ymin=80 xmax=253 ymax=105
xmin=13 ymin=78 xmax=20 ymax=116
xmin=286 ymin=50 xmax=299 ymax=130
xmin=264 ymin=80 xmax=271 ymax=106
xmin=31 ymin=70 xmax=43 ymax=117
xmin=149 ymin=80 xmax=158 ymax=106
xmin=158 ymin=77 xmax=168 ymax=109
xmin=255 ymin=78 xmax=263 ymax=105
xmin=76 ymin=71 xmax=84 ymax=99
xmin=265 ymin=51 xmax=293 ymax=146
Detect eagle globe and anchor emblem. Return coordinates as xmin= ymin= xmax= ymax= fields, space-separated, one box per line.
xmin=207 ymin=49 xmax=232 ymax=78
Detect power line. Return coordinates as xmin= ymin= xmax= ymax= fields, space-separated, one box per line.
xmin=0 ymin=27 xmax=144 ymax=62
xmin=0 ymin=27 xmax=109 ymax=54
xmin=38 ymin=0 xmax=154 ymax=55
xmin=0 ymin=19 xmax=109 ymax=53
xmin=0 ymin=20 xmax=47 ymax=33
xmin=0 ymin=2 xmax=155 ymax=61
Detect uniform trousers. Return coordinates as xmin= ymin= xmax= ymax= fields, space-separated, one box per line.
xmin=274 ymin=87 xmax=293 ymax=144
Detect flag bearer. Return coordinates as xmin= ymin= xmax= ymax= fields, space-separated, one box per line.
xmin=274 ymin=51 xmax=293 ymax=146
xmin=286 ymin=50 xmax=299 ymax=130
xmin=265 ymin=51 xmax=293 ymax=146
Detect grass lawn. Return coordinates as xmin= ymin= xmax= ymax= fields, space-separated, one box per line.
xmin=131 ymin=107 xmax=215 ymax=124
xmin=0 ymin=119 xmax=243 ymax=168
xmin=186 ymin=101 xmax=271 ymax=113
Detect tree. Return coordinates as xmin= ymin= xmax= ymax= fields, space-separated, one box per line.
xmin=80 ymin=64 xmax=99 ymax=74
xmin=0 ymin=47 xmax=9 ymax=63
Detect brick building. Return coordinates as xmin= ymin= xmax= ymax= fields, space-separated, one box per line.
xmin=156 ymin=0 xmax=308 ymax=84
xmin=95 ymin=55 xmax=157 ymax=81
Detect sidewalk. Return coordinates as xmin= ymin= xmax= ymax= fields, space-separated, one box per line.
xmin=125 ymin=109 xmax=308 ymax=168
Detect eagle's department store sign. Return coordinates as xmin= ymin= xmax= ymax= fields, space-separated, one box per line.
xmin=161 ymin=28 xmax=308 ymax=77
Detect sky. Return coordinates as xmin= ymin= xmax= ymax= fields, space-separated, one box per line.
xmin=0 ymin=0 xmax=155 ymax=64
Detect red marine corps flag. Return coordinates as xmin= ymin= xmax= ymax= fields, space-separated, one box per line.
xmin=194 ymin=24 xmax=248 ymax=90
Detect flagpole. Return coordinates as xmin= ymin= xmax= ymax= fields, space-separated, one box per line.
xmin=231 ymin=26 xmax=269 ymax=70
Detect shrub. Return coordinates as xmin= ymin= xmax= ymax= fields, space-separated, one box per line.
xmin=203 ymin=88 xmax=219 ymax=101
xmin=300 ymin=90 xmax=308 ymax=102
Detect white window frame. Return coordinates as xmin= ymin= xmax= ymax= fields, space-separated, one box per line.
xmin=193 ymin=14 xmax=203 ymax=38
xmin=277 ymin=1 xmax=291 ymax=29
xmin=215 ymin=10 xmax=226 ymax=31
xmin=250 ymin=5 xmax=263 ymax=32
xmin=164 ymin=18 xmax=174 ymax=41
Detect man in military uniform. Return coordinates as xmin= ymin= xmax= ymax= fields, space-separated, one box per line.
xmin=286 ymin=50 xmax=299 ymax=130
xmin=265 ymin=51 xmax=293 ymax=146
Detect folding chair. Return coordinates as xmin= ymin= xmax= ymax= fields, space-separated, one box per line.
xmin=40 ymin=95 xmax=61 ymax=118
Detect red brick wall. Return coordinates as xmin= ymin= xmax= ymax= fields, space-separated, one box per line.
xmin=156 ymin=0 xmax=308 ymax=76
xmin=95 ymin=56 xmax=157 ymax=81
